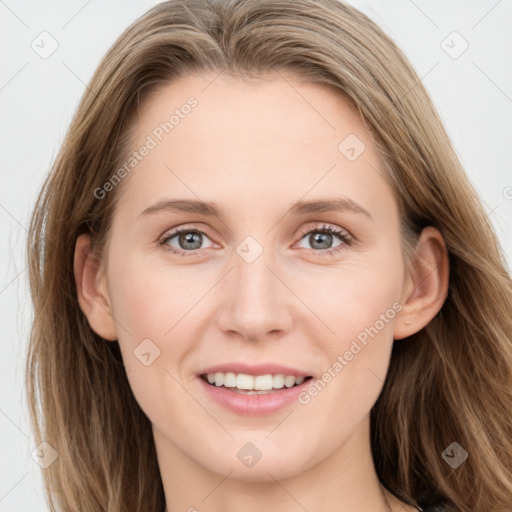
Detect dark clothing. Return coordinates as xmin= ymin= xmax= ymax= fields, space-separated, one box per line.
xmin=419 ymin=504 xmax=449 ymax=511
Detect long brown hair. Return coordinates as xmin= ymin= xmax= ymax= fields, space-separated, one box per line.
xmin=26 ymin=1 xmax=512 ymax=510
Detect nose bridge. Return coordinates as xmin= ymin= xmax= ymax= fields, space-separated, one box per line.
xmin=218 ymin=236 xmax=291 ymax=340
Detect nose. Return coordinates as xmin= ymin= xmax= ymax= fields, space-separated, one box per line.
xmin=216 ymin=245 xmax=293 ymax=343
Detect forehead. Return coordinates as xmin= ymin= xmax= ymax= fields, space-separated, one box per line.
xmin=113 ymin=71 xmax=395 ymax=223
xmin=133 ymin=71 xmax=368 ymax=152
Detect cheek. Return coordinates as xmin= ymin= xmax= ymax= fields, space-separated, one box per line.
xmin=105 ymin=257 xmax=199 ymax=424
xmin=295 ymin=258 xmax=403 ymax=345
xmin=106 ymin=254 xmax=201 ymax=339
xmin=294 ymin=253 xmax=404 ymax=413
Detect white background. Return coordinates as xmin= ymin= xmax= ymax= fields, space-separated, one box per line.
xmin=1 ymin=0 xmax=511 ymax=509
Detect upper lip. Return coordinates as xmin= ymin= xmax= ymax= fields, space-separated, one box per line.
xmin=198 ymin=362 xmax=312 ymax=378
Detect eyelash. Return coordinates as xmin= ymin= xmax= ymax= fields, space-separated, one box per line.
xmin=159 ymin=223 xmax=353 ymax=258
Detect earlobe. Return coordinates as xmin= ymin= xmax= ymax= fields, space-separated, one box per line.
xmin=74 ymin=233 xmax=118 ymax=341
xmin=393 ymin=226 xmax=449 ymax=340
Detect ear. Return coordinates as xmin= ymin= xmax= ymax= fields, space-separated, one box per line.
xmin=393 ymin=226 xmax=449 ymax=340
xmin=73 ymin=233 xmax=118 ymax=341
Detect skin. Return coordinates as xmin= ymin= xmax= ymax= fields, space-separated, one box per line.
xmin=74 ymin=71 xmax=449 ymax=512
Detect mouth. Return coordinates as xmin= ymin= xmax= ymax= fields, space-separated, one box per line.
xmin=199 ymin=372 xmax=314 ymax=394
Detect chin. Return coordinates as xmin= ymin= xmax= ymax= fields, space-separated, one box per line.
xmin=199 ymin=440 xmax=314 ymax=482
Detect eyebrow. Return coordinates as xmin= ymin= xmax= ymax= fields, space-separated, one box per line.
xmin=140 ymin=197 xmax=372 ymax=219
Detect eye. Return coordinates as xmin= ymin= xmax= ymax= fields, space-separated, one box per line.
xmin=159 ymin=223 xmax=353 ymax=258
xmin=159 ymin=226 xmax=215 ymax=257
xmin=295 ymin=224 xmax=353 ymax=257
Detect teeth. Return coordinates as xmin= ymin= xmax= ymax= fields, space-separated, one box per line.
xmin=204 ymin=372 xmax=308 ymax=391
xmin=284 ymin=375 xmax=295 ymax=388
xmin=273 ymin=374 xmax=285 ymax=389
xmin=224 ymin=372 xmax=237 ymax=387
xmin=254 ymin=375 xmax=273 ymax=390
xmin=236 ymin=373 xmax=254 ymax=389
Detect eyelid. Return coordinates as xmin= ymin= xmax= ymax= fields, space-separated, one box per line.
xmin=295 ymin=222 xmax=352 ymax=241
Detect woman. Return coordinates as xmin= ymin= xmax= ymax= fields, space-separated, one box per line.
xmin=26 ymin=0 xmax=512 ymax=511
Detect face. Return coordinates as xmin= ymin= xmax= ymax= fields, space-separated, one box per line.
xmin=92 ymin=72 xmax=410 ymax=481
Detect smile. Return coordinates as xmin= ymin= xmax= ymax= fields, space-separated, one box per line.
xmin=201 ymin=372 xmax=313 ymax=394
xmin=198 ymin=372 xmax=315 ymax=415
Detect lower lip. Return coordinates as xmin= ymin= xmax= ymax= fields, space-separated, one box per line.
xmin=197 ymin=376 xmax=312 ymax=416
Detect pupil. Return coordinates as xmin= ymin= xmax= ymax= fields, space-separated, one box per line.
xmin=180 ymin=232 xmax=201 ymax=250
xmin=311 ymin=232 xmax=331 ymax=250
